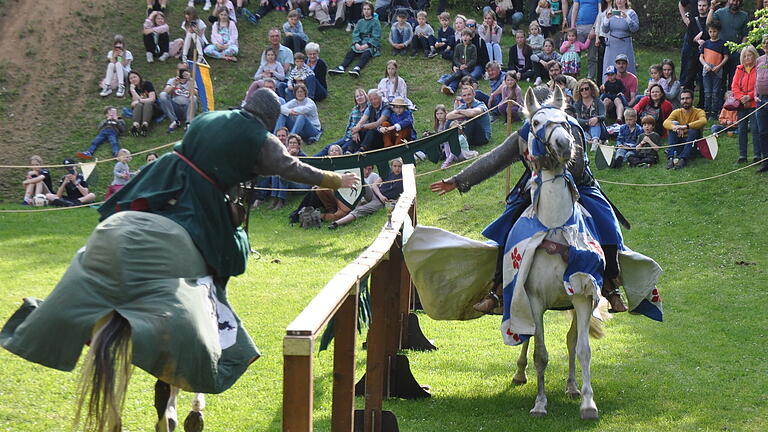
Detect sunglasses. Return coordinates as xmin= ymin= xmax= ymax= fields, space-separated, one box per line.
xmin=467 ymin=23 xmax=476 ymax=27
xmin=580 ymin=87 xmax=591 ymax=91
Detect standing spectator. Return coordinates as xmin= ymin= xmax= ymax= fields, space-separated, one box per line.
xmin=536 ymin=1 xmax=553 ymax=37
xmin=180 ymin=6 xmax=208 ymax=62
xmin=127 ymin=71 xmax=157 ymax=137
xmin=707 ymin=0 xmax=749 ymax=89
xmin=531 ymin=38 xmax=561 ymax=85
xmin=592 ymin=0 xmax=610 ymax=85
xmin=478 ymin=10 xmax=504 ymax=64
xmin=755 ymin=36 xmax=768 ymax=173
xmin=305 ymin=42 xmax=328 ymax=101
xmin=601 ymin=0 xmax=639 ymax=75
xmin=105 ymin=149 xmax=135 ymax=200
xmin=143 ymin=11 xmax=170 ymax=63
xmin=379 ymin=97 xmax=416 ymax=147
xmin=46 ymin=159 xmax=96 ymax=207
xmin=447 ymin=85 xmax=492 ymax=147
xmin=634 ymin=83 xmax=675 ymax=138
xmin=435 ymin=11 xmax=456 ymax=59
xmin=260 ymin=28 xmax=294 ymax=73
xmin=275 ymin=83 xmax=322 ymax=143
xmin=508 ymin=30 xmax=536 ymax=81
xmin=204 ymin=8 xmax=239 ymax=62
xmin=573 ymin=78 xmax=607 ymax=147
xmin=661 ymin=59 xmax=682 ymax=108
xmin=699 ymin=22 xmax=729 ymax=118
xmin=100 ymin=35 xmax=133 ymax=98
xmin=571 ymin=0 xmax=601 ymax=81
xmin=732 ymin=45 xmax=759 ymax=163
xmin=159 ymin=63 xmax=197 ymax=133
xmin=315 ymin=87 xmax=368 ymax=155
xmin=441 ymin=29 xmax=478 ymax=96
xmin=663 ymin=89 xmax=706 ymax=169
xmin=560 ymin=27 xmax=591 ymax=77
xmin=377 ymin=60 xmax=413 ymax=108
xmin=328 ymin=2 xmax=381 ymax=77
xmin=282 ymin=9 xmax=308 ymax=54
xmin=681 ymin=0 xmax=710 ymax=103
xmin=549 ymin=0 xmax=568 ymax=43
xmin=388 ymin=10 xmax=414 ymax=56
xmin=352 ymin=89 xmax=391 ymax=152
xmin=21 ymin=155 xmax=53 ymax=205
xmin=413 ymin=11 xmax=438 ymax=58
xmin=75 ymin=106 xmax=126 ymax=159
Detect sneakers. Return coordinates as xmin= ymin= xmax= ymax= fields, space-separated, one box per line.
xmin=665 ymin=158 xmax=675 ymax=169
xmin=130 ymin=124 xmax=139 ymax=136
xmin=159 ymin=52 xmax=170 ymax=61
xmin=427 ymin=48 xmax=438 ymax=58
xmin=203 ymin=0 xmax=212 ymax=11
xmin=348 ymin=66 xmax=361 ymax=77
xmin=590 ymin=138 xmax=599 ymax=152
xmin=116 ymin=85 xmax=125 ymax=98
xmin=345 ymin=23 xmax=353 ymax=32
xmin=167 ymin=121 xmax=180 ymax=133
xmin=146 ymin=51 xmax=154 ymax=63
xmin=328 ymin=222 xmax=339 ymax=230
xmin=76 ymin=151 xmax=93 ymax=160
xmin=674 ymin=158 xmax=686 ymax=170
xmin=329 ymin=66 xmax=345 ymax=75
xmin=99 ymin=85 xmax=112 ymax=97
xmin=441 ymin=85 xmax=454 ymax=96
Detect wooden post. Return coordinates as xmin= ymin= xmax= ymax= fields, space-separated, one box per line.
xmin=505 ymin=99 xmax=513 ymax=196
xmin=332 ymin=289 xmax=358 ymax=432
xmin=283 ymin=337 xmax=314 ymax=432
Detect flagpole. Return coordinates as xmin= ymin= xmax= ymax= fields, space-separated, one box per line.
xmin=188 ymin=42 xmax=199 ymax=123
xmin=505 ymin=99 xmax=512 ymax=196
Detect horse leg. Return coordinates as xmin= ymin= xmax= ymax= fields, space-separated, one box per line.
xmin=512 ymin=340 xmax=529 ymax=385
xmin=155 ymin=381 xmax=180 ymax=432
xmin=565 ymin=312 xmax=581 ymax=398
xmin=183 ymin=393 xmax=206 ymax=432
xmin=529 ymin=298 xmax=549 ymax=417
xmin=572 ymin=295 xmax=598 ymax=420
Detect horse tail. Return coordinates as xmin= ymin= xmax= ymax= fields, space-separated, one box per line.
xmin=588 ymin=297 xmax=612 ymax=339
xmin=75 ymin=312 xmax=133 ymax=432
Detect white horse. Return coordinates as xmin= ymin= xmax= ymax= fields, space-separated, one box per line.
xmin=507 ymin=86 xmax=608 ymax=420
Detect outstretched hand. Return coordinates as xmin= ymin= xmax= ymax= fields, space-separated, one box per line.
xmin=340 ymin=172 xmax=360 ymax=189
xmin=429 ymin=179 xmax=456 ymax=195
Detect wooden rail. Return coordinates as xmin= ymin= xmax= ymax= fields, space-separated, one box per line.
xmin=283 ymin=164 xmax=418 ymax=432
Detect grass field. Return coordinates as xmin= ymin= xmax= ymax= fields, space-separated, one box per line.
xmin=1 ymin=1 xmax=767 ymax=431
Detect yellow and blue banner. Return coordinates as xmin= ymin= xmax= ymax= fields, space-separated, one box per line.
xmin=187 ymin=60 xmax=214 ymax=112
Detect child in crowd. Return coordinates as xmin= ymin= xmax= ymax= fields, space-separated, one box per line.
xmin=283 ymin=9 xmax=308 ymax=54
xmin=425 ymin=103 xmax=477 ymax=169
xmin=76 ymin=106 xmax=126 ymax=160
xmin=208 ymin=0 xmax=237 ymax=23
xmin=282 ymin=52 xmax=315 ymax=100
xmin=531 ymin=38 xmax=560 ymax=85
xmin=143 ymin=11 xmax=170 ymax=63
xmin=536 ymin=0 xmax=552 ymax=37
xmin=559 ymin=28 xmax=590 ymax=77
xmin=478 ymin=10 xmax=503 ymax=64
xmin=553 ymin=74 xmax=573 ymax=104
xmin=389 ymin=10 xmax=414 ymax=56
xmin=632 ymin=64 xmax=668 ymax=106
xmin=413 ymin=11 xmax=438 ymax=58
xmin=181 ymin=6 xmax=208 ymax=62
xmin=204 ymin=7 xmax=239 ymax=62
xmin=105 ymin=148 xmax=135 ymax=200
xmin=100 ymin=35 xmax=133 ymax=97
xmin=527 ymin=21 xmax=544 ymax=54
xmin=377 ymin=60 xmax=413 ymax=107
xmin=441 ymin=29 xmax=477 ymax=96
xmin=699 ymin=22 xmax=729 ymax=119
xmin=612 ymin=108 xmax=642 ymax=168
xmin=711 ymin=92 xmax=738 ymax=136
xmin=491 ymin=70 xmax=523 ymax=121
xmin=435 ymin=12 xmax=455 ymax=59
xmin=548 ymin=0 xmax=565 ymax=43
xmin=254 ymin=47 xmax=286 ymax=81
xmin=21 ymin=155 xmax=53 ymax=205
xmin=378 ymin=97 xmax=416 ymax=148
xmin=628 ymin=115 xmax=660 ymax=167
xmin=600 ymin=65 xmax=627 ymax=123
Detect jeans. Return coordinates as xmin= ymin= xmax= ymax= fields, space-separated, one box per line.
xmin=702 ymin=71 xmax=723 ymax=115
xmin=462 ymin=118 xmax=491 ymax=147
xmin=88 ymin=129 xmax=119 ymax=156
xmin=447 ymin=65 xmax=484 ymax=92
xmin=158 ymin=92 xmax=192 ymax=123
xmin=280 ymin=76 xmax=321 ymax=101
xmin=666 ymin=128 xmax=701 ymax=160
xmin=755 ymin=97 xmax=768 ymax=159
xmin=586 ymin=124 xmax=604 ymax=141
xmin=314 ymin=136 xmax=355 ymax=156
xmin=275 ymin=114 xmax=322 ymax=143
xmin=737 ymin=107 xmax=760 ymax=159
xmin=341 ymin=49 xmax=373 ymax=70
xmin=615 ymin=147 xmax=636 ymax=161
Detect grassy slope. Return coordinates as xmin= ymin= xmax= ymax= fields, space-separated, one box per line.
xmin=1 ymin=2 xmax=767 ymax=431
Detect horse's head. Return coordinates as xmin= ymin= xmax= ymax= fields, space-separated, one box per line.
xmin=523 ymin=86 xmax=576 ymax=171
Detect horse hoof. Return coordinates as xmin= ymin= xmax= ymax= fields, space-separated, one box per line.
xmin=566 ymin=389 xmax=581 ymax=399
xmin=512 ymin=375 xmax=527 ymax=386
xmin=529 ymin=408 xmax=547 ymax=417
xmin=184 ymin=411 xmax=204 ymax=432
xmin=580 ymin=407 xmax=599 ymax=420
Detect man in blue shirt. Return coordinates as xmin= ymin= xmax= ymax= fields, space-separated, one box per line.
xmin=447 ymin=84 xmax=492 ymax=147
xmin=571 ymin=0 xmax=600 ymax=81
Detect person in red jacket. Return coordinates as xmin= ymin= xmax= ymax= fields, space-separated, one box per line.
xmin=732 ymin=45 xmax=759 ymax=163
xmin=633 ymin=84 xmax=674 ymax=138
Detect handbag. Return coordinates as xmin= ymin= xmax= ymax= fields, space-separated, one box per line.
xmin=723 ymin=96 xmax=742 ymax=111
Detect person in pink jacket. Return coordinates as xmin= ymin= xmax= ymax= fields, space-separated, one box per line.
xmin=204 ymin=8 xmax=239 ymax=62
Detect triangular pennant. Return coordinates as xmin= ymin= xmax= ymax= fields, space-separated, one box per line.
xmin=594 ymin=143 xmax=614 ymax=170
xmin=80 ymin=161 xmax=97 ymax=182
xmin=334 ymin=167 xmax=365 ymax=209
xmin=696 ymin=136 xmax=718 ymax=160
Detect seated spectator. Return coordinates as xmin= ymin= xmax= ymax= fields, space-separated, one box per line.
xmin=266 ymin=133 xmax=309 ymax=209
xmin=328 ymin=158 xmax=403 ymax=229
xmin=261 ymin=78 xmax=285 ymax=104
xmin=253 ymin=47 xmax=286 ymax=82
xmin=508 ymin=30 xmax=535 ymax=82
xmin=315 ymin=87 xmax=368 ymax=155
xmin=388 ymin=9 xmax=414 ymax=56
xmin=492 ymin=70 xmax=524 ymax=121
xmin=204 ymin=7 xmax=239 ymax=62
xmin=260 ymin=28 xmax=294 ymax=74
xmin=127 ymin=71 xmax=157 ymax=137
xmin=466 ymin=19 xmax=490 ymax=80
xmin=428 ymin=103 xmax=478 ymax=168
xmin=328 ymin=2 xmax=381 ymax=77
xmin=251 ymin=0 xmax=290 ymax=23
xmin=282 ymin=9 xmax=308 ymax=54
xmin=158 ymin=63 xmax=197 ymax=133
xmin=275 ymin=83 xmax=322 ymax=143
xmin=377 ymin=60 xmax=413 ymax=108
xmin=546 ymin=61 xmax=578 ymax=95
xmin=75 ymin=106 xmax=126 ymax=159
xmin=413 ymin=10 xmax=438 ymax=57
xmin=710 ymin=92 xmax=738 ymax=136
xmin=180 ymin=6 xmax=208 ymax=62
xmin=553 ymin=75 xmax=574 ymax=106
xmin=447 ymin=84 xmax=492 ymax=147
xmin=485 ymin=61 xmax=504 ymax=107
xmin=458 ymin=75 xmax=489 ymax=106
xmin=46 ymin=159 xmax=96 ymax=207
xmin=146 ymin=0 xmax=167 ymax=16
xmin=105 ymin=148 xmax=136 ymax=200
xmin=478 ymin=10 xmax=503 ymax=64
xmin=350 ymin=89 xmax=391 ymax=152
xmin=316 ymin=0 xmax=360 ymax=30
xmin=631 ymin=63 xmax=667 ymax=107
xmin=379 ymin=97 xmax=416 ymax=147
xmin=143 ymin=11 xmax=170 ymax=63
xmin=611 ymin=108 xmax=642 ymax=168
xmin=21 ymin=155 xmax=53 ymax=205
xmin=280 ymin=52 xmax=317 ymax=100
xmin=373 ymin=0 xmax=391 ymax=22
xmin=573 ymin=78 xmax=607 ymax=148
xmin=600 ymin=65 xmax=627 ymax=123
xmin=530 ymin=38 xmax=560 ymax=85
xmin=207 ymin=0 xmax=237 ymax=23
xmin=138 ymin=152 xmax=159 ymax=171
xmin=627 ymin=115 xmax=661 ymax=167
xmin=483 ymin=0 xmax=524 ymax=29
xmin=441 ymin=29 xmax=477 ymax=96
xmin=614 ymin=53 xmax=638 ymax=107
xmin=100 ymin=35 xmax=133 ymax=98
xmin=527 ymin=21 xmax=544 ymax=55
xmin=661 ymin=59 xmax=681 ymax=108
xmin=305 ymin=42 xmax=328 ymax=101
xmin=434 ymin=11 xmax=455 ymax=59
xmin=663 ymin=89 xmax=706 ymax=170
xmin=633 ymin=83 xmax=674 ymax=138
xmin=316 ymin=164 xmax=377 ymax=222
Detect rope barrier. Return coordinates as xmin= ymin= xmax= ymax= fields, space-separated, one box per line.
xmin=0 ymin=141 xmax=180 ymax=169
xmin=595 ymin=157 xmax=768 ymax=187
xmin=0 ymin=201 xmax=105 ymax=213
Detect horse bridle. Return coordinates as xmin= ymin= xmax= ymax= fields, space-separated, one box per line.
xmin=529 ymin=106 xmax=575 ymax=164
